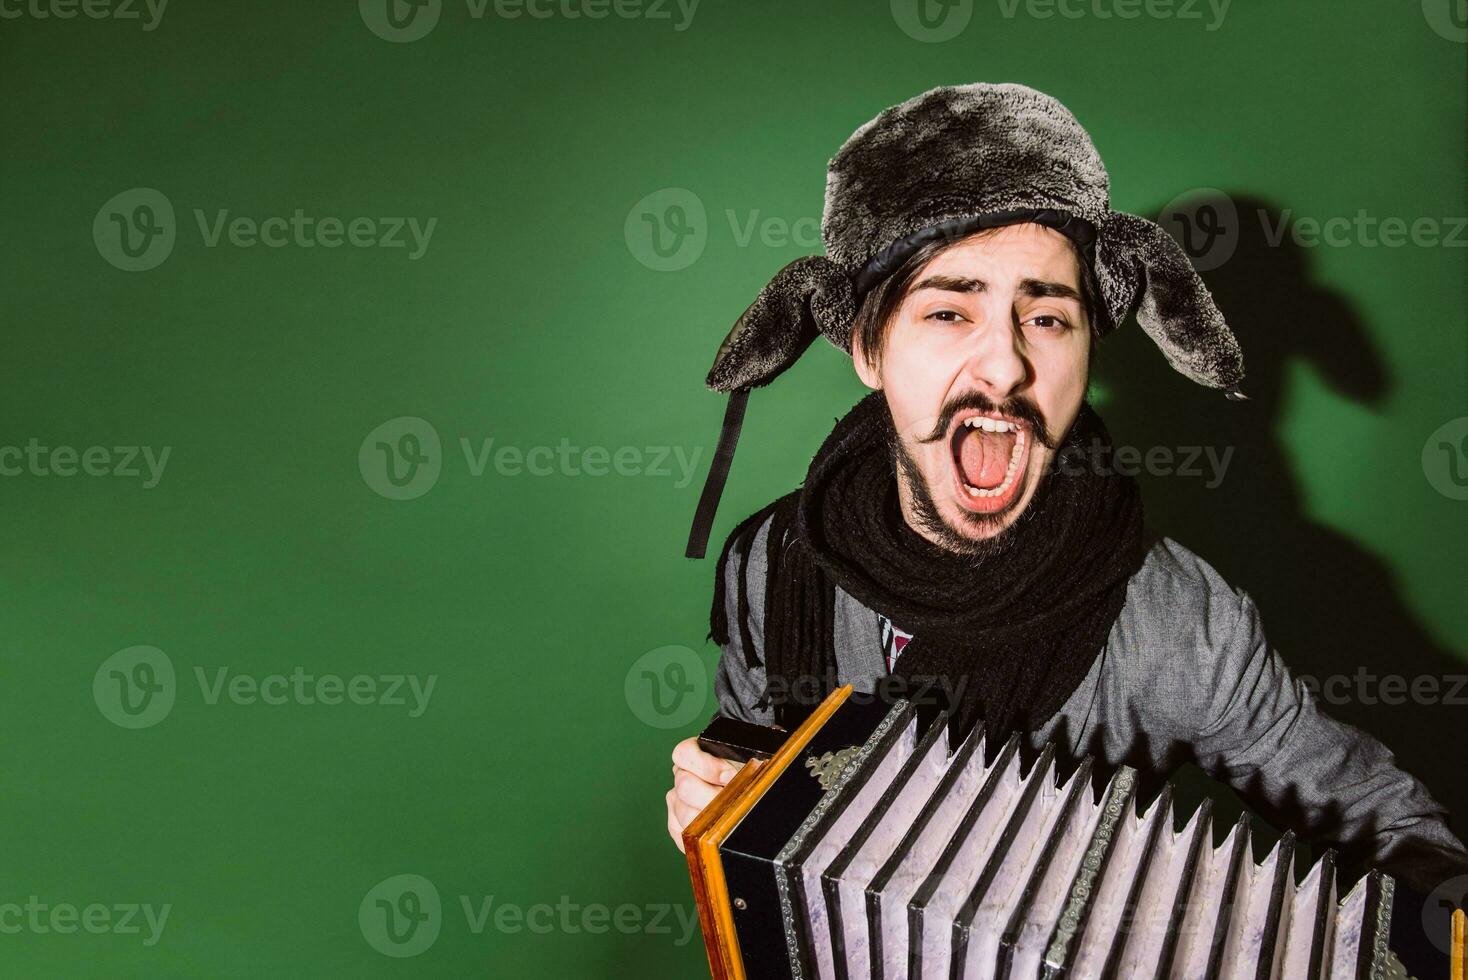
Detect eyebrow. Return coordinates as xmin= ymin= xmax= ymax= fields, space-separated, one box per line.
xmin=911 ymin=274 xmax=984 ymax=294
xmin=909 ymin=275 xmax=1082 ymax=303
xmin=1018 ymin=277 xmax=1083 ymax=303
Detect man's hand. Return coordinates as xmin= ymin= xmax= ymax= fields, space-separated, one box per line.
xmin=667 ymin=737 xmax=742 ymax=853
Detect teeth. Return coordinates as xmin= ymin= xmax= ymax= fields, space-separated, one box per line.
xmin=963 ymin=416 xmax=1018 ymax=433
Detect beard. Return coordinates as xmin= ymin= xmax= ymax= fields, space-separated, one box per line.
xmin=885 ymin=392 xmax=1064 ymax=560
xmin=888 ymin=425 xmax=1032 ymax=560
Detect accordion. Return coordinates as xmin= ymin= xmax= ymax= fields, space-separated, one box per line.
xmin=683 ymin=686 xmax=1466 ymax=980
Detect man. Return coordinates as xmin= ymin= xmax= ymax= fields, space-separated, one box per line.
xmin=664 ymin=82 xmax=1467 ymax=894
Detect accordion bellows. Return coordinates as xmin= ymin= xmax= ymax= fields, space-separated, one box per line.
xmin=684 ymin=687 xmax=1444 ymax=980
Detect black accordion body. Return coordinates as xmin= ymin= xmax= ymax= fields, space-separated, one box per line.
xmin=683 ymin=686 xmax=1464 ymax=980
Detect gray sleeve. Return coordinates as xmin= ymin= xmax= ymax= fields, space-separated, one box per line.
xmin=711 ymin=516 xmax=776 ymax=725
xmin=1189 ymin=588 xmax=1468 ymax=891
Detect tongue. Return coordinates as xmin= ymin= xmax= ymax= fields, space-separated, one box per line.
xmin=957 ymin=428 xmax=1015 ymax=489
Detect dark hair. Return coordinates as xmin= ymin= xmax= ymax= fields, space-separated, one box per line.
xmin=851 ymin=225 xmax=1103 ymax=373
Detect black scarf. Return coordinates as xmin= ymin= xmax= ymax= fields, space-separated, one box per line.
xmin=711 ymin=391 xmax=1147 ymax=740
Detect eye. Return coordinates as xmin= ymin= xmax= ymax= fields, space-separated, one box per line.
xmin=1024 ymin=313 xmax=1071 ymax=332
xmin=924 ymin=309 xmax=967 ymax=324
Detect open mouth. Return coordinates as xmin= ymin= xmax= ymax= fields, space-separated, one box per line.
xmin=949 ymin=411 xmax=1030 ymax=514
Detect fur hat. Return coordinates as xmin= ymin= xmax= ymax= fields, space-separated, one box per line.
xmin=686 ymin=81 xmax=1245 ymax=557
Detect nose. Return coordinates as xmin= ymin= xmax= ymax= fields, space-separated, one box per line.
xmin=962 ymin=319 xmax=1030 ymax=400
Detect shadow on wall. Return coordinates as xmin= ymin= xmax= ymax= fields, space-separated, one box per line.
xmin=1094 ymin=192 xmax=1468 ymax=845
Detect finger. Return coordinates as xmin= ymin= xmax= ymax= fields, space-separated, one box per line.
xmin=674 ymin=769 xmax=724 ymax=811
xmin=671 ymin=797 xmax=701 ymax=832
xmin=666 ymin=790 xmax=687 ymax=853
xmin=672 ymin=738 xmax=741 ymax=785
xmin=671 ymin=737 xmax=726 ymax=783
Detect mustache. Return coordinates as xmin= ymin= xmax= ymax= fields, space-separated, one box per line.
xmin=914 ymin=392 xmax=1057 ymax=449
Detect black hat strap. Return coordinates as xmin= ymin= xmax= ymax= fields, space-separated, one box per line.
xmin=684 ymin=387 xmax=751 ymax=559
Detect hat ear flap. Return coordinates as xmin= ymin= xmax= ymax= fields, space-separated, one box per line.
xmin=1095 ymin=211 xmax=1245 ymax=394
xmin=705 ymin=256 xmax=856 ymax=392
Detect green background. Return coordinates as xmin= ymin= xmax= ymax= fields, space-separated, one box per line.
xmin=1 ymin=0 xmax=1464 ymax=975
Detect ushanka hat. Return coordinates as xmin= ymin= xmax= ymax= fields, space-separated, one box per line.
xmin=684 ymin=81 xmax=1245 ymax=558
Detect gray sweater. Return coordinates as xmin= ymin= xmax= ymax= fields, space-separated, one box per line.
xmin=713 ymin=514 xmax=1468 ymax=894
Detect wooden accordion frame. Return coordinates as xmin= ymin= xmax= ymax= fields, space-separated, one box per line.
xmin=684 ymin=686 xmax=1467 ymax=980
